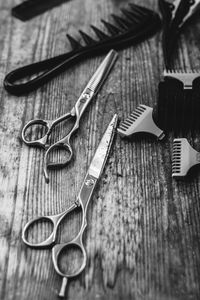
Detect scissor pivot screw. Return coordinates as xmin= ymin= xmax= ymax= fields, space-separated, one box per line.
xmin=85 ymin=178 xmax=95 ymax=186
xmin=82 ymin=94 xmax=90 ymax=101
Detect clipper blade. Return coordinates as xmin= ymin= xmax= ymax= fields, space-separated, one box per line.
xmin=172 ymin=138 xmax=200 ymax=177
xmin=117 ymin=104 xmax=165 ymax=140
xmin=164 ymin=70 xmax=200 ymax=89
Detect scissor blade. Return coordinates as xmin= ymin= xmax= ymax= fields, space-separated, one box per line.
xmin=88 ymin=114 xmax=118 ymax=179
xmin=86 ymin=49 xmax=118 ymax=94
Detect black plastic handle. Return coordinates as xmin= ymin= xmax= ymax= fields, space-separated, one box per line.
xmin=4 ymin=5 xmax=161 ymax=96
xmin=4 ymin=51 xmax=82 ymax=96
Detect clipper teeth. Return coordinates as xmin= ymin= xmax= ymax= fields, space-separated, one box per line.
xmin=117 ymin=104 xmax=165 ymax=140
xmin=163 ymin=69 xmax=200 ymax=89
xmin=118 ymin=105 xmax=147 ymax=132
xmin=172 ymin=138 xmax=200 ymax=178
xmin=164 ymin=70 xmax=198 ymax=74
xmin=172 ymin=140 xmax=182 ymax=175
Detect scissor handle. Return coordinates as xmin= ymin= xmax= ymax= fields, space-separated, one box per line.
xmin=22 ymin=111 xmax=73 ymax=148
xmin=43 ymin=141 xmax=73 ymax=182
xmin=52 ymin=236 xmax=87 ymax=297
xmin=42 ymin=90 xmax=95 ymax=172
xmin=21 ymin=119 xmax=52 ymax=148
xmin=22 ymin=215 xmax=58 ymax=248
xmin=22 ymin=203 xmax=77 ymax=248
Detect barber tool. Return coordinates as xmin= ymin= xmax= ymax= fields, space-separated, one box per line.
xmin=21 ymin=50 xmax=118 ymax=183
xmin=157 ymin=70 xmax=200 ymax=132
xmin=163 ymin=70 xmax=200 ymax=89
xmin=172 ymin=138 xmax=200 ymax=177
xmin=117 ymin=104 xmax=165 ymax=140
xmin=157 ymin=77 xmax=183 ymax=132
xmin=4 ymin=3 xmax=161 ymax=95
xmin=159 ymin=0 xmax=200 ymax=68
xmin=22 ymin=114 xmax=118 ymax=298
xmin=12 ymin=0 xmax=68 ymax=21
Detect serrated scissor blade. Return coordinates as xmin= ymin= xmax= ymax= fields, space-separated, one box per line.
xmin=86 ymin=49 xmax=118 ymax=93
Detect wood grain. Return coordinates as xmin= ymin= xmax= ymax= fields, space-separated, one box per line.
xmin=0 ymin=0 xmax=200 ymax=299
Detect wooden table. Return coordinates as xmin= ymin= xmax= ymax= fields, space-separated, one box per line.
xmin=0 ymin=0 xmax=200 ymax=299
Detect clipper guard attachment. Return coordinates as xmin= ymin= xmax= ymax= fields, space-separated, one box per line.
xmin=117 ymin=105 xmax=165 ymax=140
xmin=163 ymin=70 xmax=200 ymax=89
xmin=4 ymin=3 xmax=161 ymax=95
xmin=157 ymin=70 xmax=200 ymax=133
xmin=172 ymin=138 xmax=200 ymax=178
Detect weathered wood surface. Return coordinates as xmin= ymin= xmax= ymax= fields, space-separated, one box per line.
xmin=0 ymin=0 xmax=200 ymax=299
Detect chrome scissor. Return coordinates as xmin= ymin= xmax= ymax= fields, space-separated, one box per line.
xmin=21 ymin=49 xmax=118 ymax=183
xmin=22 ymin=114 xmax=118 ymax=298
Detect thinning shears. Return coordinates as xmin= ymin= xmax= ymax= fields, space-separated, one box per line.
xmin=21 ymin=50 xmax=118 ymax=183
xmin=22 ymin=114 xmax=118 ymax=298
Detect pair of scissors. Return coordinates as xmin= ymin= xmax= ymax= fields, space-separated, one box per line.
xmin=21 ymin=50 xmax=118 ymax=183
xmin=22 ymin=114 xmax=118 ymax=298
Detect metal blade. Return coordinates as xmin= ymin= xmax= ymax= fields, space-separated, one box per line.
xmin=88 ymin=114 xmax=118 ymax=179
xmin=86 ymin=49 xmax=118 ymax=94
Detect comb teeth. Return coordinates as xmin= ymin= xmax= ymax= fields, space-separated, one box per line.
xmin=163 ymin=69 xmax=200 ymax=89
xmin=101 ymin=19 xmax=121 ymax=35
xmin=111 ymin=14 xmax=129 ymax=30
xmin=129 ymin=3 xmax=148 ymax=16
xmin=79 ymin=30 xmax=96 ymax=46
xmin=66 ymin=34 xmax=82 ymax=50
xmin=120 ymin=8 xmax=141 ymax=24
xmin=65 ymin=4 xmax=160 ymax=52
xmin=90 ymin=25 xmax=109 ymax=41
xmin=172 ymin=138 xmax=200 ymax=178
xmin=117 ymin=104 xmax=165 ymax=140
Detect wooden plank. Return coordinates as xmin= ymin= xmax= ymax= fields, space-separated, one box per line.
xmin=0 ymin=0 xmax=200 ymax=299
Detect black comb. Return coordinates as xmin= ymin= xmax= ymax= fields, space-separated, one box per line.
xmin=12 ymin=0 xmax=68 ymax=21
xmin=4 ymin=3 xmax=161 ymax=95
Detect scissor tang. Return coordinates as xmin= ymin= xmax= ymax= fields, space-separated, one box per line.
xmin=43 ymin=49 xmax=118 ymax=182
